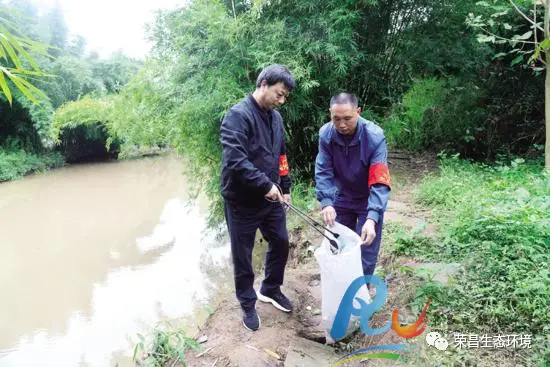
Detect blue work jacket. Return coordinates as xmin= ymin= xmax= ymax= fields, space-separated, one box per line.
xmin=314 ymin=117 xmax=391 ymax=223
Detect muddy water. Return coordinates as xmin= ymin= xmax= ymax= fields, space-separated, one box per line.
xmin=0 ymin=154 xmax=233 ymax=367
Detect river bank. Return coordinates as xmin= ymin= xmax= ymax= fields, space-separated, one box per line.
xmin=0 ymin=146 xmax=171 ymax=183
xmin=137 ymin=152 xmax=548 ymax=367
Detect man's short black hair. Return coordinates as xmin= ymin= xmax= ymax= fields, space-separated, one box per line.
xmin=330 ymin=93 xmax=358 ymax=108
xmin=256 ymin=64 xmax=296 ymax=92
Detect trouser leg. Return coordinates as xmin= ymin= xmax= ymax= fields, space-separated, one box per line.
xmin=224 ymin=201 xmax=260 ymax=310
xmin=357 ymin=213 xmax=384 ymax=277
xmin=259 ymin=203 xmax=289 ymax=294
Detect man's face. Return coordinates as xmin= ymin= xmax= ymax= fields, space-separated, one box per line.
xmin=330 ymin=103 xmax=361 ymax=135
xmin=260 ymin=81 xmax=289 ymax=110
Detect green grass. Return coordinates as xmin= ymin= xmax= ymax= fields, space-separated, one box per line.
xmin=0 ymin=149 xmax=65 ymax=182
xmin=390 ymin=155 xmax=549 ymax=365
xmin=133 ymin=322 xmax=202 ymax=367
xmin=288 ymin=180 xmax=318 ymax=211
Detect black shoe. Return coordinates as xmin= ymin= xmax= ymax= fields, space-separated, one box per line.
xmin=242 ymin=307 xmax=261 ymax=331
xmin=258 ymin=289 xmax=293 ymax=312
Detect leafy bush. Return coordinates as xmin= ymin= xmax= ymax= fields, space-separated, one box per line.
xmin=133 ymin=323 xmax=201 ymax=367
xmin=51 ymin=96 xmax=120 ymax=162
xmin=108 ymin=61 xmax=179 ymax=155
xmin=0 ymin=89 xmax=56 ymax=153
xmin=383 ymin=65 xmax=544 ymax=161
xmin=383 ymin=78 xmax=445 ymax=151
xmin=0 ymin=149 xmax=64 ymax=181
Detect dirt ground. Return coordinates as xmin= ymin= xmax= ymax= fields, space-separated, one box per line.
xmin=183 ymin=151 xmax=439 ymax=367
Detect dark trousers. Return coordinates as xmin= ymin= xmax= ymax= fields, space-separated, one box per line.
xmin=334 ymin=205 xmax=383 ymax=277
xmin=223 ymin=201 xmax=290 ymax=310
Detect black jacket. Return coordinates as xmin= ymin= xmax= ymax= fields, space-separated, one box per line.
xmin=220 ymin=95 xmax=291 ymax=206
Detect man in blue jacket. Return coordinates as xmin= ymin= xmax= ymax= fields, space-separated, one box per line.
xmin=220 ymin=64 xmax=295 ymax=331
xmin=315 ymin=93 xmax=391 ymax=278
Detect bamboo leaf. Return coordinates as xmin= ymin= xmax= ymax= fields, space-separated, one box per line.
xmin=15 ymin=73 xmax=48 ymax=100
xmin=4 ymin=31 xmax=41 ymax=71
xmin=4 ymin=70 xmax=39 ymax=104
xmin=0 ymin=33 xmax=22 ymax=69
xmin=9 ymin=68 xmax=53 ymax=77
xmin=18 ymin=36 xmax=54 ymax=58
xmin=0 ymin=67 xmax=12 ymax=105
xmin=0 ymin=20 xmax=21 ymax=35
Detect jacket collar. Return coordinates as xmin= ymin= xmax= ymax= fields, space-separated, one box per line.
xmin=247 ymin=94 xmax=272 ymax=120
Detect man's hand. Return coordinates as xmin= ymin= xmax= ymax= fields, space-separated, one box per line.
xmin=321 ymin=206 xmax=336 ymax=227
xmin=265 ymin=184 xmax=284 ymax=202
xmin=283 ymin=193 xmax=291 ymax=205
xmin=361 ymin=219 xmax=377 ymax=246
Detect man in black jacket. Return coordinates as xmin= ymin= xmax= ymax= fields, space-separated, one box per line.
xmin=220 ymin=64 xmax=296 ymax=331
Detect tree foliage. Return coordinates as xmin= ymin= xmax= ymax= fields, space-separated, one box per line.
xmin=112 ymin=0 xmax=546 ymax=222
xmin=2 ymin=0 xmax=546 ymax=181
xmin=466 ymin=0 xmax=549 ymax=168
xmin=0 ymin=4 xmax=52 ymax=105
xmin=0 ymin=0 xmax=141 ymax=177
xmin=51 ymin=95 xmax=121 ymax=162
xmin=466 ymin=0 xmax=548 ymax=70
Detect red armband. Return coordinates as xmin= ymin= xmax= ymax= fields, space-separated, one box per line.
xmin=368 ymin=162 xmax=391 ymax=189
xmin=279 ymin=154 xmax=289 ymax=176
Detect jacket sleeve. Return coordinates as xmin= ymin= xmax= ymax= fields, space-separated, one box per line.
xmin=315 ymin=129 xmax=337 ymax=208
xmin=220 ymin=108 xmax=273 ymax=194
xmin=366 ymin=137 xmax=391 ymax=223
xmin=279 ymin=132 xmax=292 ymax=194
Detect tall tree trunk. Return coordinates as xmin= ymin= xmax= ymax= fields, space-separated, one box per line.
xmin=546 ymin=63 xmax=550 ymax=169
xmin=545 ymin=1 xmax=550 ymax=169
